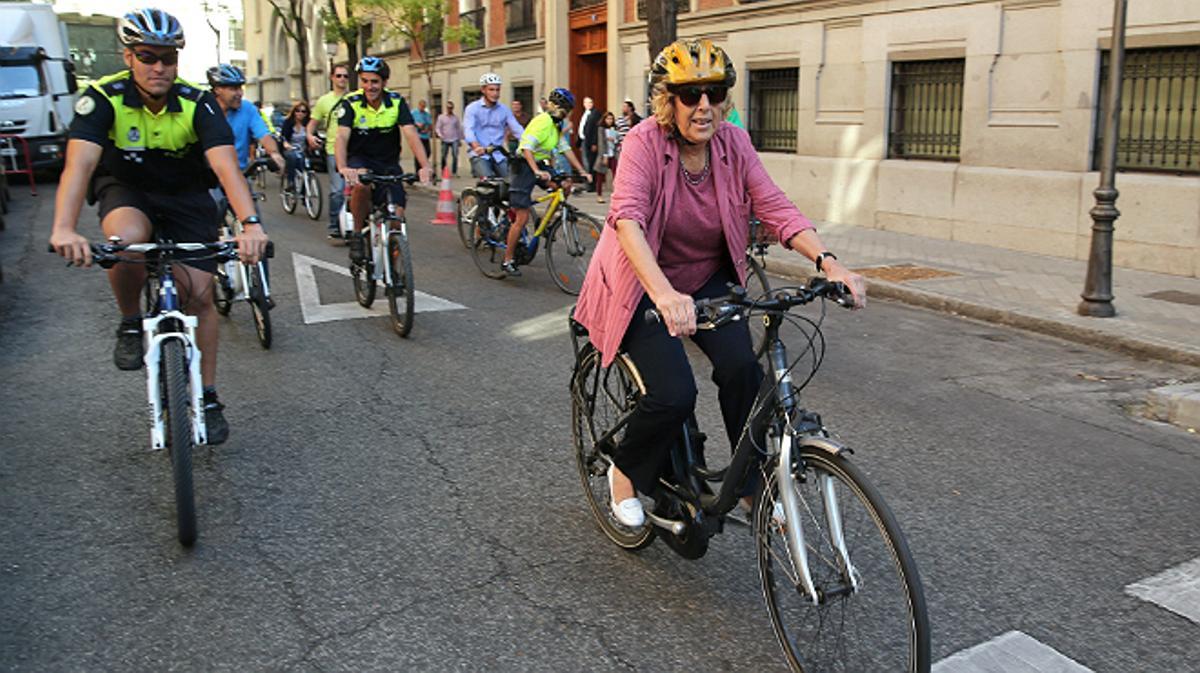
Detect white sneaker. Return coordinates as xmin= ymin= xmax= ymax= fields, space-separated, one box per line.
xmin=607 ymin=464 xmax=645 ymax=528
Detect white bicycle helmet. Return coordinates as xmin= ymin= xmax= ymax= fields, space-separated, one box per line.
xmin=479 ymin=73 xmax=502 ymax=87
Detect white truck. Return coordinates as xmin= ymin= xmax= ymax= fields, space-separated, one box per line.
xmin=0 ymin=3 xmax=78 ymax=171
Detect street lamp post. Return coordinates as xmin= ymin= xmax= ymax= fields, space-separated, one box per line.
xmin=325 ymin=42 xmax=338 ymax=76
xmin=1078 ymin=0 xmax=1128 ymax=318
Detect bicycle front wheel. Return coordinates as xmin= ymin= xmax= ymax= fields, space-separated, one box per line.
xmin=280 ymin=172 xmax=297 ymax=213
xmin=547 ymin=210 xmax=601 ymax=295
xmin=755 ymin=448 xmax=930 ymax=672
xmin=456 ymin=190 xmax=479 ymax=249
xmin=304 ymin=171 xmax=323 ymax=220
xmin=386 ymin=232 xmax=415 ymax=337
xmin=248 ymin=264 xmax=272 ymax=349
xmin=469 ymin=208 xmax=509 ymax=280
xmin=571 ymin=347 xmax=655 ymax=550
xmin=352 ymin=237 xmax=376 ymax=308
xmin=161 ymin=339 xmax=197 ymax=546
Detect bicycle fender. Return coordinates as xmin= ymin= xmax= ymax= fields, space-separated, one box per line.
xmin=795 ymin=434 xmax=848 ymax=456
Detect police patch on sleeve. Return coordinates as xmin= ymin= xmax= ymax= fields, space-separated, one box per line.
xmin=74 ymin=96 xmax=96 ymax=116
xmin=336 ymin=106 xmax=346 ymax=118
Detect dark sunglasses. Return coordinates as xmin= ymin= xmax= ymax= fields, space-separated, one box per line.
xmin=670 ymin=84 xmax=728 ymax=107
xmin=132 ymin=50 xmax=178 ymax=66
xmin=333 ymin=73 xmax=349 ymax=79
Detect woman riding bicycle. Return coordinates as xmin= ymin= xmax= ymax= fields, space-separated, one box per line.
xmin=279 ymin=101 xmax=311 ymax=192
xmin=501 ymin=87 xmax=591 ymax=277
xmin=572 ymin=39 xmax=867 ymax=527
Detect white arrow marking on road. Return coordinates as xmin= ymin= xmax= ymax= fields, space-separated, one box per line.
xmin=1126 ymin=556 xmax=1200 ymax=624
xmin=933 ymin=631 xmax=1095 ymax=672
xmin=292 ymin=252 xmax=466 ymax=325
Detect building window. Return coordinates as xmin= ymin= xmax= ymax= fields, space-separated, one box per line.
xmin=512 ymin=84 xmax=533 ymax=116
xmin=1095 ymin=46 xmax=1199 ymax=174
xmin=505 ymin=0 xmax=536 ymax=43
xmin=888 ymin=58 xmax=964 ymax=161
xmin=459 ymin=1 xmax=485 ymax=52
xmin=637 ymin=0 xmax=690 ymax=20
xmin=571 ymin=0 xmax=604 ymax=8
xmin=228 ymin=19 xmax=244 ymax=52
xmin=431 ymin=91 xmax=443 ymax=118
xmin=256 ymin=58 xmax=263 ymax=76
xmin=463 ymin=89 xmax=478 ymax=111
xmin=748 ymin=67 xmax=798 ymax=153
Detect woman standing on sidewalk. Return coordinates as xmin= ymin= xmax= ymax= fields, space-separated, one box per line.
xmin=572 ymin=39 xmax=866 ymax=526
xmin=592 ymin=111 xmax=617 ymax=203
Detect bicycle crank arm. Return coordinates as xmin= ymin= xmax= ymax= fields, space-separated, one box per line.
xmin=645 ymin=510 xmax=687 ymax=537
xmin=777 ymin=431 xmax=822 ymax=605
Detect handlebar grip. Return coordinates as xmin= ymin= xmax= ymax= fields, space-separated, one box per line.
xmin=265 ymin=241 xmax=275 ymax=259
xmin=644 ymin=308 xmax=662 ymax=325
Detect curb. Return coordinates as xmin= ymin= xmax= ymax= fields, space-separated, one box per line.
xmin=1147 ymin=384 xmax=1200 ymax=431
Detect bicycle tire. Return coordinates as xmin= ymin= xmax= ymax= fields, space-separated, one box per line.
xmin=469 ymin=206 xmax=509 ymax=280
xmin=571 ymin=347 xmax=655 ymax=550
xmin=744 ymin=255 xmax=772 ymax=358
xmin=386 ymin=231 xmax=415 ymax=338
xmin=304 ymin=171 xmax=323 ymax=220
xmin=248 ymin=265 xmax=272 ymax=349
xmin=280 ymin=171 xmax=298 ymax=214
xmin=546 ymin=210 xmax=602 ymax=295
xmin=755 ymin=447 xmax=930 ymax=672
xmin=352 ymin=229 xmax=376 ymax=307
xmin=456 ymin=190 xmax=479 ymax=249
xmin=162 ymin=339 xmax=197 ymax=546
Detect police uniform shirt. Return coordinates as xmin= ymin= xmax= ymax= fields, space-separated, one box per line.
xmin=69 ymin=70 xmax=234 ymax=194
xmin=336 ymin=89 xmax=414 ymax=166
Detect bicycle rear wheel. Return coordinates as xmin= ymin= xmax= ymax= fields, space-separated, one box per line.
xmin=247 ymin=264 xmax=272 ymax=349
xmin=352 ymin=229 xmax=377 ymax=307
xmin=386 ymin=231 xmax=415 ymax=337
xmin=744 ymin=255 xmax=772 ymax=358
xmin=571 ymin=347 xmax=655 ymax=550
xmin=304 ymin=171 xmax=323 ymax=220
xmin=755 ymin=447 xmax=930 ymax=672
xmin=469 ymin=209 xmax=509 ymax=280
xmin=456 ymin=190 xmax=479 ymax=249
xmin=161 ymin=339 xmax=197 ymax=546
xmin=547 ymin=210 xmax=602 ymax=295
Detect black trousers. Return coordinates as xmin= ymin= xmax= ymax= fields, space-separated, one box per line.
xmin=613 ymin=267 xmax=765 ymax=495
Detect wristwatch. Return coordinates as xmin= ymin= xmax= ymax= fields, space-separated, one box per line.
xmin=815 ymin=251 xmax=837 ymax=272
xmin=243 ymin=215 xmax=262 ymax=226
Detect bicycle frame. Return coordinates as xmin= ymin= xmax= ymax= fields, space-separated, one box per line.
xmin=141 ymin=253 xmax=208 ymax=448
xmin=219 ymin=212 xmax=271 ymax=303
xmin=367 ymin=203 xmax=403 ymax=284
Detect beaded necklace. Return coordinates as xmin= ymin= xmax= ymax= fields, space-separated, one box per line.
xmin=680 ymin=147 xmax=711 ymax=186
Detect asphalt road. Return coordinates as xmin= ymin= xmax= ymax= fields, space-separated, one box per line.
xmin=2 ymin=180 xmax=1198 ymax=672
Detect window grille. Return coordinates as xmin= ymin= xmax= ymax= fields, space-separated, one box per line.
xmin=748 ymin=68 xmax=798 ymax=153
xmin=459 ymin=7 xmax=485 ymax=51
xmin=505 ymin=0 xmax=536 ymax=43
xmin=571 ymin=0 xmax=604 ymax=8
xmin=637 ymin=0 xmax=690 ymax=21
xmin=888 ymin=58 xmax=964 ymax=161
xmin=1096 ymin=46 xmax=1199 ymax=174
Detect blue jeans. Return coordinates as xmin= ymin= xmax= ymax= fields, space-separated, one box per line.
xmin=469 ymin=155 xmax=509 ymax=179
xmin=441 ymin=140 xmax=460 ymax=175
xmin=326 ymin=154 xmax=344 ymax=231
xmin=283 ymin=149 xmax=305 ymax=188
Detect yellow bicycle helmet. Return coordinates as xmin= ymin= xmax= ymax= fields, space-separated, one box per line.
xmin=649 ymin=39 xmax=736 ymax=89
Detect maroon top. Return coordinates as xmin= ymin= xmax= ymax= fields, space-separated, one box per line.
xmin=658 ymin=169 xmax=727 ymax=294
xmin=574 ymin=118 xmax=815 ymax=367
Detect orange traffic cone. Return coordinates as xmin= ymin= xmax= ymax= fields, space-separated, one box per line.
xmin=432 ymin=165 xmax=457 ymax=226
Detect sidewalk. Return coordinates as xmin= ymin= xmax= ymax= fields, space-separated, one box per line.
xmin=416 ymin=174 xmax=1200 ymax=370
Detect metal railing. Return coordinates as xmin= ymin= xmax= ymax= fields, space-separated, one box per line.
xmin=748 ymin=68 xmax=798 ymax=153
xmin=505 ymin=0 xmax=536 ymax=43
xmin=887 ymin=58 xmax=964 ymax=161
xmin=1096 ymin=46 xmax=1199 ymax=174
xmin=459 ymin=7 xmax=485 ymax=51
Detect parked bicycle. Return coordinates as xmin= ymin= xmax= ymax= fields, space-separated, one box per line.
xmin=51 ymin=238 xmax=271 ymax=546
xmin=569 ymin=280 xmax=930 ymax=672
xmin=461 ymin=149 xmax=600 ymax=294
xmin=348 ymin=172 xmax=420 ymax=337
xmin=214 ymin=158 xmax=274 ymax=348
xmin=279 ymin=149 xmax=323 ymax=220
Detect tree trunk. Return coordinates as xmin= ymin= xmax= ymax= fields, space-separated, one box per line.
xmin=646 ymin=0 xmax=677 ymax=63
xmin=292 ymin=0 xmax=310 ymax=102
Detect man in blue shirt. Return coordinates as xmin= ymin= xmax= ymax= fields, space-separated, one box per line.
xmin=411 ymin=98 xmax=432 ymax=175
xmin=463 ymin=72 xmax=523 ymax=178
xmin=207 ymin=65 xmax=284 ymax=173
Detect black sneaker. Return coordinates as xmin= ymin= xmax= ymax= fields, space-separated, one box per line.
xmin=327 ymin=229 xmax=342 ymax=240
xmin=114 ymin=317 xmax=143 ymax=370
xmin=501 ymin=260 xmax=522 ymax=277
xmin=203 ymin=393 xmax=229 ymax=445
xmin=348 ymin=233 xmax=367 ymax=263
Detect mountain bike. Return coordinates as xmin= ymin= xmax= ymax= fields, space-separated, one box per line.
xmin=569 ymin=280 xmax=930 ymax=672
xmin=214 ymin=158 xmax=274 ymax=348
xmin=456 ymin=146 xmax=519 ymax=249
xmin=280 ymin=150 xmax=323 ymax=220
xmin=466 ymin=166 xmax=600 ymax=295
xmin=348 ymin=171 xmax=419 ymax=337
xmin=51 ymin=239 xmax=269 ymax=546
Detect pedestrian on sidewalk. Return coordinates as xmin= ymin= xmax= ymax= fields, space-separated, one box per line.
xmin=308 ymin=64 xmax=351 ymax=237
xmin=412 ymin=99 xmax=433 ymax=175
xmin=577 ymin=96 xmax=599 ymax=190
xmin=614 ymin=97 xmax=642 ymax=173
xmin=435 ymin=100 xmax=463 ymax=176
xmin=593 ymin=111 xmax=617 ymax=203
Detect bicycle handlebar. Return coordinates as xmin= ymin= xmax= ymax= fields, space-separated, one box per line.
xmin=644 ymin=278 xmax=854 ymax=327
xmin=48 ymin=241 xmax=274 ymax=268
xmin=358 ymin=172 xmax=420 ymax=186
xmin=243 ymin=156 xmax=276 ymax=177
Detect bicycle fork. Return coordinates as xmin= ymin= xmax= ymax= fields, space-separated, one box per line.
xmin=143 ymin=311 xmax=208 ymax=449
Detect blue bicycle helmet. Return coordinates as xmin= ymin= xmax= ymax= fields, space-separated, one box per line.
xmin=548 ymin=87 xmax=575 ymax=112
xmin=206 ymin=64 xmax=246 ymax=88
xmin=118 ymin=8 xmax=185 ymax=49
xmin=356 ymin=56 xmax=390 ymax=81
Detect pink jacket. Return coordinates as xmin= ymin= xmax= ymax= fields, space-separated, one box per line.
xmin=574 ymin=118 xmax=814 ymax=366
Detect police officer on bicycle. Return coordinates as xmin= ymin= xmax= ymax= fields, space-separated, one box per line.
xmin=334 ymin=57 xmax=433 ymax=264
xmin=48 ymin=8 xmax=268 ymax=444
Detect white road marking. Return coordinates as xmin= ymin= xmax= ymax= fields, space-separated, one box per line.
xmin=292 ymin=252 xmax=466 ymax=325
xmin=506 ymin=305 xmax=574 ymax=342
xmin=1126 ymin=556 xmax=1200 ymax=624
xmin=933 ymin=631 xmax=1095 ymax=673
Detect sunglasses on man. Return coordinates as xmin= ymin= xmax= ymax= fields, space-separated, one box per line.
xmin=333 ymin=73 xmax=349 ymax=79
xmin=669 ymin=84 xmax=728 ymax=107
xmin=132 ymin=50 xmax=179 ymax=66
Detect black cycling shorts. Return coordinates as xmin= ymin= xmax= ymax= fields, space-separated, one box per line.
xmin=94 ymin=176 xmax=221 ymax=273
xmin=509 ymin=160 xmax=538 ymax=209
xmin=347 ymin=157 xmax=407 ymax=209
